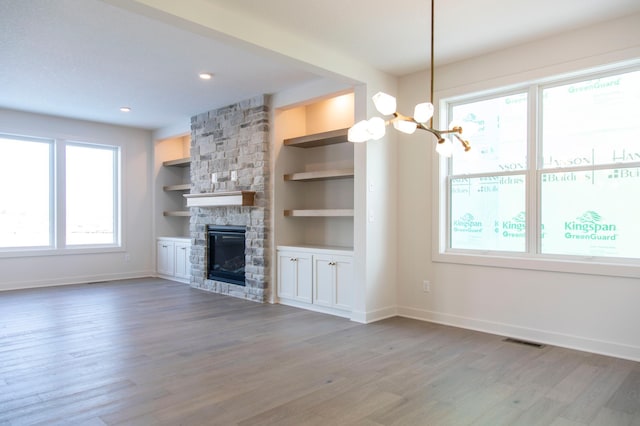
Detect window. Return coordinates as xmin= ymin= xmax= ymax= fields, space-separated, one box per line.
xmin=441 ymin=65 xmax=640 ymax=270
xmin=66 ymin=143 xmax=119 ymax=246
xmin=0 ymin=135 xmax=53 ymax=248
xmin=0 ymin=135 xmax=120 ymax=252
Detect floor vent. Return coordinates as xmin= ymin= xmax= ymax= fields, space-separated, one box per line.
xmin=503 ymin=337 xmax=545 ymax=348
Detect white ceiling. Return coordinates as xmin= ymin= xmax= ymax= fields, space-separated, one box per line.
xmin=1 ymin=0 xmax=639 ymax=131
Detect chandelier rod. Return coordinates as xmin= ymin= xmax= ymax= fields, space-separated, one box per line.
xmin=429 ymin=0 xmax=435 ymax=129
xmin=346 ymin=0 xmax=471 ymax=153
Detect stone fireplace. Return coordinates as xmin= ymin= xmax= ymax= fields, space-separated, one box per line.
xmin=188 ymin=95 xmax=270 ymax=302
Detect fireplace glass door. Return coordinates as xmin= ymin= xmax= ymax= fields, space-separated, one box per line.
xmin=207 ymin=226 xmax=246 ymax=286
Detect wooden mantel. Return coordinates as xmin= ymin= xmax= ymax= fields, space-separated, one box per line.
xmin=184 ymin=191 xmax=256 ymax=207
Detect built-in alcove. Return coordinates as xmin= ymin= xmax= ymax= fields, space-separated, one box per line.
xmin=274 ymin=92 xmax=355 ymax=249
xmin=155 ymin=134 xmax=191 ymax=238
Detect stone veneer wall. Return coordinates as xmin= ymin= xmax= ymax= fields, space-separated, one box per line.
xmin=189 ymin=95 xmax=270 ymax=302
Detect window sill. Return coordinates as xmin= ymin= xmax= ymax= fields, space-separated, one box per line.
xmin=0 ymin=245 xmax=123 ymax=259
xmin=433 ymin=250 xmax=640 ymax=279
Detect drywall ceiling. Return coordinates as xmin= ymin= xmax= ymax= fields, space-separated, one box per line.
xmin=0 ymin=0 xmax=638 ymax=130
xmin=0 ymin=0 xmax=322 ymax=130
xmin=203 ymin=0 xmax=640 ymax=75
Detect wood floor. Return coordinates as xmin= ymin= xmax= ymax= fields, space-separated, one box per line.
xmin=1 ymin=278 xmax=639 ymax=426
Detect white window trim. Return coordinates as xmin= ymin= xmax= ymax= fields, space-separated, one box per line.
xmin=0 ymin=136 xmax=123 ymax=257
xmin=63 ymin=140 xmax=122 ymax=249
xmin=432 ymin=62 xmax=640 ymax=279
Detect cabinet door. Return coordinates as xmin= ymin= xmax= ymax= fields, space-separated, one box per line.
xmin=295 ymin=253 xmax=312 ymax=303
xmin=333 ymin=255 xmax=353 ymax=310
xmin=277 ymin=251 xmax=296 ymax=300
xmin=174 ymin=242 xmax=191 ymax=280
xmin=278 ymin=251 xmax=312 ymax=303
xmin=157 ymin=240 xmax=175 ymax=276
xmin=313 ymin=254 xmax=353 ymax=311
xmin=312 ymin=254 xmax=334 ymax=308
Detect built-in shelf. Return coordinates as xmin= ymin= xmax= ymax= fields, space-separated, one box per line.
xmin=284 ymin=209 xmax=354 ymax=217
xmin=163 ymin=183 xmax=191 ymax=191
xmin=284 ymin=168 xmax=354 ymax=182
xmin=184 ymin=191 xmax=256 ymax=207
xmin=162 ymin=157 xmax=190 ymax=167
xmin=163 ymin=211 xmax=191 ymax=217
xmin=283 ymin=128 xmax=349 ymax=148
xmin=161 ymin=157 xmax=190 ymax=221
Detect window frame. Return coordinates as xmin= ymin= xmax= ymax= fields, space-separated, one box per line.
xmin=0 ymin=135 xmax=122 ymax=258
xmin=434 ymin=63 xmax=640 ymax=278
xmin=63 ymin=141 xmax=121 ymax=248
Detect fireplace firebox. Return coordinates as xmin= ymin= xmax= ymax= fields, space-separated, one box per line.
xmin=207 ymin=226 xmax=246 ymax=286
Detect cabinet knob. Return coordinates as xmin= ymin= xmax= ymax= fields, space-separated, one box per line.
xmin=180 ymin=247 xmax=186 ymax=250
xmin=290 ymin=257 xmax=297 ymax=262
xmin=329 ymin=261 xmax=336 ymax=266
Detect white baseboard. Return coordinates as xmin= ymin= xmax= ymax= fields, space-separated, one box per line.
xmin=0 ymin=270 xmax=155 ymax=292
xmin=350 ymin=305 xmax=398 ymax=324
xmin=397 ymin=305 xmax=640 ymax=362
xmin=156 ymin=273 xmax=189 ymax=284
xmin=278 ymin=298 xmax=351 ymax=319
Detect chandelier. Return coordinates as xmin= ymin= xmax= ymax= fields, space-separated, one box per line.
xmin=347 ymin=0 xmax=472 ymax=157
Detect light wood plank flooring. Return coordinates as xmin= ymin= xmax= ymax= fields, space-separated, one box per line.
xmin=1 ymin=278 xmax=639 ymax=425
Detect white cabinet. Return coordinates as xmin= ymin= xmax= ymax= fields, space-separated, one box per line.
xmin=277 ymin=245 xmax=353 ymax=318
xmin=157 ymin=240 xmax=175 ymax=276
xmin=174 ymin=241 xmax=191 ymax=281
xmin=312 ymin=254 xmax=353 ymax=311
xmin=277 ymin=250 xmax=312 ymax=303
xmin=157 ymin=237 xmax=191 ymax=284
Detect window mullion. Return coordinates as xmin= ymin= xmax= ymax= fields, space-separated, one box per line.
xmin=527 ymin=85 xmax=540 ymax=256
xmin=55 ymin=139 xmax=66 ymax=248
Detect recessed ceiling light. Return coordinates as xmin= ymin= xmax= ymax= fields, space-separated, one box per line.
xmin=120 ymin=106 xmax=131 ymax=112
xmin=199 ymin=72 xmax=213 ymax=80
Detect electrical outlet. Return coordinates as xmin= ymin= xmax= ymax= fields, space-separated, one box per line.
xmin=124 ymin=253 xmax=131 ymax=263
xmin=211 ymin=173 xmax=217 ymax=183
xmin=423 ymin=280 xmax=431 ymax=292
xmin=231 ymin=170 xmax=238 ymax=181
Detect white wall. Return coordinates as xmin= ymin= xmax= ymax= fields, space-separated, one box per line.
xmin=396 ymin=14 xmax=640 ymax=361
xmin=0 ymin=109 xmax=154 ymax=290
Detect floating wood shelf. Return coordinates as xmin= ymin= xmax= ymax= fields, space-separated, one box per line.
xmin=284 ymin=168 xmax=354 ymax=182
xmin=284 ymin=209 xmax=354 ymax=217
xmin=163 ymin=183 xmax=190 ymax=191
xmin=283 ymin=128 xmax=349 ymax=148
xmin=162 ymin=157 xmax=190 ymax=167
xmin=163 ymin=210 xmax=191 ymax=217
xmin=184 ymin=191 xmax=256 ymax=207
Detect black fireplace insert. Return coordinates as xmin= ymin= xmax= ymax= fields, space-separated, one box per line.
xmin=207 ymin=226 xmax=246 ymax=286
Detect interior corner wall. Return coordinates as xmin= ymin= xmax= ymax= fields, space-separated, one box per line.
xmin=0 ymin=109 xmax=154 ymax=291
xmin=357 ymin=81 xmax=399 ymax=323
xmin=395 ymin=14 xmax=640 ymax=361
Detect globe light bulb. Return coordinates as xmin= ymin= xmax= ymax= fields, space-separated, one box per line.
xmin=393 ymin=119 xmax=417 ymax=134
xmin=347 ymin=120 xmax=371 ymax=143
xmin=450 ymin=119 xmax=479 ymax=137
xmin=367 ymin=117 xmax=387 ymax=140
xmin=435 ymin=138 xmax=454 ymax=157
xmin=414 ymin=102 xmax=434 ymax=123
xmin=372 ymin=92 xmax=397 ymax=116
